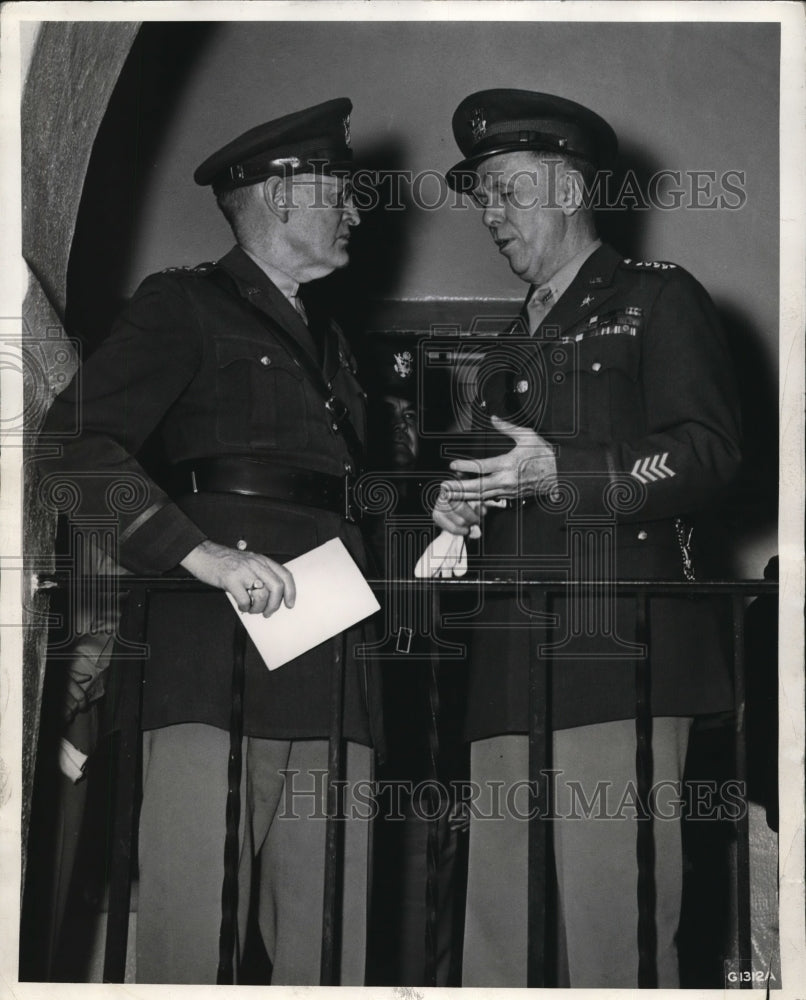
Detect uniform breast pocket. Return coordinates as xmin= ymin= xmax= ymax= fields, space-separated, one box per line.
xmin=214 ymin=338 xmax=310 ymax=449
xmin=551 ymin=334 xmax=642 ymax=442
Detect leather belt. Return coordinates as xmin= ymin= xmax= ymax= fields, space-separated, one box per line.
xmin=171 ymin=457 xmax=361 ymax=523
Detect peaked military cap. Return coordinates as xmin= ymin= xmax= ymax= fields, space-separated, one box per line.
xmin=446 ymin=89 xmax=617 ymax=190
xmin=194 ymin=97 xmax=354 ymax=192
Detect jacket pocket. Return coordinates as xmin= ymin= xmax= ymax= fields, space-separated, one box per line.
xmin=549 ymin=333 xmax=642 ymax=442
xmin=214 ymin=337 xmax=309 ymax=449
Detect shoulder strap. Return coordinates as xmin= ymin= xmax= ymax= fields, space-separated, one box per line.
xmin=203 ymin=265 xmax=364 ymax=468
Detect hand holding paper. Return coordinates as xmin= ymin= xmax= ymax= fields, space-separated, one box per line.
xmin=227 ymin=538 xmax=379 ymax=670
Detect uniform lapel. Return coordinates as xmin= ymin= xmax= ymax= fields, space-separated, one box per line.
xmin=216 ymin=245 xmax=321 ymax=368
xmin=535 ymin=243 xmax=623 ymax=339
xmin=319 ymin=320 xmax=340 ymax=386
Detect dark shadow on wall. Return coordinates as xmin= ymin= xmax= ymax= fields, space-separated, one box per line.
xmin=595 ymin=142 xmax=661 ymax=259
xmin=717 ymin=301 xmax=779 ymax=511
xmin=700 ymin=301 xmax=779 ymax=578
xmin=66 ymin=23 xmax=220 ymax=355
xmin=307 ymin=138 xmax=413 ymax=336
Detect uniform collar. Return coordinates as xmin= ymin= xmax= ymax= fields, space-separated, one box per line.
xmin=528 ymin=238 xmax=602 ymax=311
xmin=215 ymin=245 xmax=320 ymax=365
xmin=530 ymin=242 xmax=624 ymax=336
xmin=242 ymin=247 xmax=300 ymax=304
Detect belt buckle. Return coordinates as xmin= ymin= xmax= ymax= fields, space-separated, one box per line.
xmin=343 ymin=470 xmax=361 ymax=523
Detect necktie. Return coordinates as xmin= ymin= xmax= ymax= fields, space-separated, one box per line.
xmin=291 ymin=294 xmax=308 ymax=325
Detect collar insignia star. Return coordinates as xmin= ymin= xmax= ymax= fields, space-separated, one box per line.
xmin=581 ymin=295 xmax=594 ymax=307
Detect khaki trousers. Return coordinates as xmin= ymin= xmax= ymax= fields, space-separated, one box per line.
xmin=462 ymin=718 xmax=692 ymax=987
xmin=136 ymin=723 xmax=372 ymax=984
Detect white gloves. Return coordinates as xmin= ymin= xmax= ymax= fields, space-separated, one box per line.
xmin=414 ymin=526 xmax=480 ymax=578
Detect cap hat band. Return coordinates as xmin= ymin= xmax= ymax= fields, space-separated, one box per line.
xmin=482 ymin=117 xmax=580 ymax=140
xmin=470 ymin=118 xmax=593 ymax=162
xmin=474 ymin=132 xmax=591 ymax=160
xmin=215 ymin=142 xmax=353 ymax=191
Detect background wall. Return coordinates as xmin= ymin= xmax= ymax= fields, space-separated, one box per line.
xmin=17 ymin=18 xmax=142 ymax=955
xmin=66 ymin=18 xmax=780 ymax=575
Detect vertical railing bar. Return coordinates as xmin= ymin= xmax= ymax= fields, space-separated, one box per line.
xmin=216 ymin=618 xmax=248 ymax=984
xmin=732 ymin=594 xmax=752 ymax=987
xmin=103 ymin=584 xmax=148 ymax=983
xmin=527 ymin=587 xmax=549 ymax=987
xmin=424 ymin=584 xmax=442 ymax=987
xmin=635 ymin=592 xmax=657 ymax=987
xmin=320 ymin=630 xmax=346 ymax=986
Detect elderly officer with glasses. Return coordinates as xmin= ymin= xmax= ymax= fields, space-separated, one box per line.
xmin=39 ymin=99 xmax=380 ymax=985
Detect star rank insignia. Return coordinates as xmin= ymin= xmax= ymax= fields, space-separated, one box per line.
xmin=470 ymin=108 xmax=487 ymax=142
xmin=581 ymin=295 xmax=594 ymax=307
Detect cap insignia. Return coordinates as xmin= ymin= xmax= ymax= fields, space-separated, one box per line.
xmin=343 ymin=114 xmax=351 ymax=148
xmin=269 ymin=156 xmax=301 ymax=169
xmin=393 ymin=350 xmax=414 ymax=379
xmin=470 ymin=108 xmax=487 ymax=143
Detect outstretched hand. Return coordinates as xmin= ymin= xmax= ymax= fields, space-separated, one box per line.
xmin=438 ymin=415 xmax=558 ymax=503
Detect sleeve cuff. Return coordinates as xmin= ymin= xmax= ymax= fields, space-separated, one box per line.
xmin=118 ymin=503 xmax=207 ymax=575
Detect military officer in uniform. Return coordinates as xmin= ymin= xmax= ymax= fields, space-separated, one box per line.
xmin=431 ymin=90 xmax=742 ymax=987
xmin=38 ymin=99 xmax=380 ymax=984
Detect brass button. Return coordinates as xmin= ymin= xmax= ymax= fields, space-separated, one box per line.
xmin=260 ymin=355 xmax=272 ymax=366
xmin=637 ymin=530 xmax=648 ymax=541
xmin=236 ymin=539 xmax=248 ymax=551
xmin=591 ymin=361 xmax=602 ymax=373
xmin=515 ymin=379 xmax=529 ymax=394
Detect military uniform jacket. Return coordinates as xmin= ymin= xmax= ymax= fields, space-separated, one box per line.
xmin=40 ymin=245 xmax=380 ymax=745
xmin=464 ymin=243 xmax=742 ymax=738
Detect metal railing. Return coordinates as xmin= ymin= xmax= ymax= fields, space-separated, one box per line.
xmin=35 ymin=574 xmax=777 ymax=987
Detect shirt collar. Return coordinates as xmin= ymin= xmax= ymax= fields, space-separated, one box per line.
xmin=530 ymin=238 xmax=602 ymax=309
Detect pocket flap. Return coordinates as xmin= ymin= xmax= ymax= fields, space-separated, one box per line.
xmin=215 ymin=337 xmax=303 ymax=378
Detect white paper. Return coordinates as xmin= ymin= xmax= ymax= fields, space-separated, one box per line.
xmin=227 ymin=537 xmax=380 ymax=671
